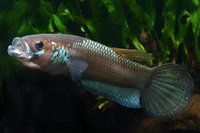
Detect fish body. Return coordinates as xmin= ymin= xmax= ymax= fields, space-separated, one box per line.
xmin=8 ymin=34 xmax=194 ymax=119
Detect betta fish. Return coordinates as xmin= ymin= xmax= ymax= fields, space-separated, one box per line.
xmin=7 ymin=34 xmax=194 ymax=119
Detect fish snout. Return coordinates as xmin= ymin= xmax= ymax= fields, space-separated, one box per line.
xmin=7 ymin=45 xmax=21 ymax=57
xmin=8 ymin=37 xmax=33 ymax=60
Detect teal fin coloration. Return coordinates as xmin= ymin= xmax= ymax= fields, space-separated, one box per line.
xmin=140 ymin=63 xmax=194 ymax=119
xmin=81 ymin=80 xmax=141 ymax=108
xmin=112 ymin=48 xmax=155 ymax=61
xmin=67 ymin=59 xmax=88 ymax=82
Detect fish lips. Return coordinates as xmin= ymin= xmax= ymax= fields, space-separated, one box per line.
xmin=8 ymin=37 xmax=33 ymax=60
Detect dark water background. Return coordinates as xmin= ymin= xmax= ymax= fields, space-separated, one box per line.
xmin=0 ymin=0 xmax=200 ymax=133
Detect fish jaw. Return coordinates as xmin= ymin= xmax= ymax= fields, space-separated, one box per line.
xmin=8 ymin=37 xmax=34 ymax=61
xmin=7 ymin=37 xmax=42 ymax=69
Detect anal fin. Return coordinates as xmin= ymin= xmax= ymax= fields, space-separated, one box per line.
xmin=81 ymin=79 xmax=141 ymax=108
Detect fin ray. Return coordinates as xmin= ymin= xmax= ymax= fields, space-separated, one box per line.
xmin=81 ymin=79 xmax=141 ymax=108
xmin=112 ymin=48 xmax=155 ymax=61
xmin=67 ymin=59 xmax=88 ymax=82
xmin=140 ymin=63 xmax=194 ymax=119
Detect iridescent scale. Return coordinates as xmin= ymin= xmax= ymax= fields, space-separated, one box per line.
xmin=71 ymin=38 xmax=151 ymax=88
xmin=50 ymin=46 xmax=70 ymax=64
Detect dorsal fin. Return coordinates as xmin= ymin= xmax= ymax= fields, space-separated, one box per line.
xmin=112 ymin=48 xmax=155 ymax=61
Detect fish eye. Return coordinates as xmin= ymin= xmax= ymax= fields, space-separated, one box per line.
xmin=35 ymin=41 xmax=44 ymax=50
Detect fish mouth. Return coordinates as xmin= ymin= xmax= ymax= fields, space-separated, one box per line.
xmin=7 ymin=37 xmax=33 ymax=60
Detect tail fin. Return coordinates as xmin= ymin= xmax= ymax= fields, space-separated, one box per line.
xmin=140 ymin=63 xmax=194 ymax=119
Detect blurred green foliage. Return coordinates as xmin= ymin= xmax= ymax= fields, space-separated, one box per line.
xmin=0 ymin=0 xmax=200 ymax=112
xmin=0 ymin=0 xmax=200 ymax=65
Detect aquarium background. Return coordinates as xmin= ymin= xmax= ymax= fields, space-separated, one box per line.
xmin=0 ymin=0 xmax=200 ymax=133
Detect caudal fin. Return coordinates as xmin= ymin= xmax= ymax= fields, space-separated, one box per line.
xmin=140 ymin=63 xmax=194 ymax=119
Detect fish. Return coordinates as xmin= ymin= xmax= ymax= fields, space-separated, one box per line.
xmin=7 ymin=34 xmax=194 ymax=119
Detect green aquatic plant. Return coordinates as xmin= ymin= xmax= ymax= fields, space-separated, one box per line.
xmin=2 ymin=0 xmax=199 ymax=64
xmin=0 ymin=0 xmax=199 ymax=111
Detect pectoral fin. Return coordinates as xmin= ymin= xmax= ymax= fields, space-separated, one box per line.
xmin=67 ymin=59 xmax=88 ymax=82
xmin=112 ymin=48 xmax=155 ymax=61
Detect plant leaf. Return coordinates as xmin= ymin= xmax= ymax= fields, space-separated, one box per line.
xmin=52 ymin=14 xmax=68 ymax=33
xmin=176 ymin=10 xmax=191 ymax=45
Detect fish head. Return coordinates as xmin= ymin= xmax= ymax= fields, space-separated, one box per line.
xmin=8 ymin=34 xmax=88 ymax=79
xmin=7 ymin=35 xmax=54 ymax=70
